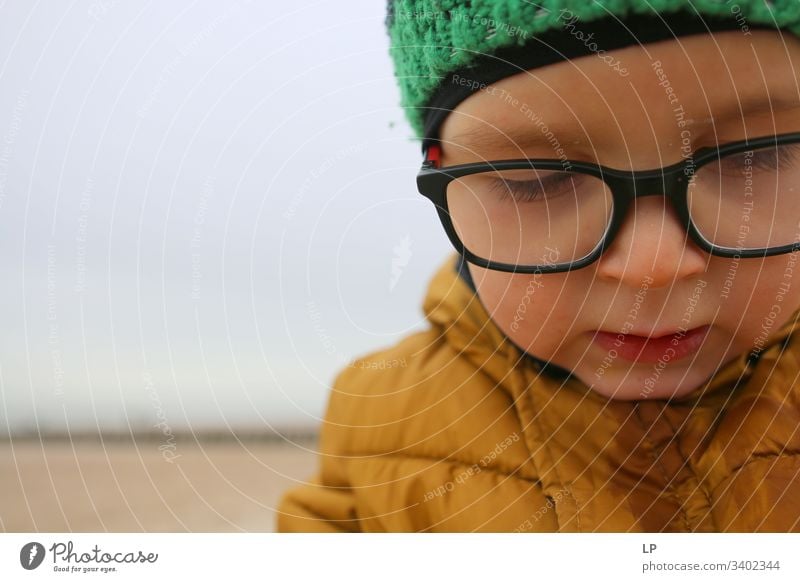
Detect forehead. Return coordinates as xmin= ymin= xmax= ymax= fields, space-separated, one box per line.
xmin=439 ymin=30 xmax=800 ymax=161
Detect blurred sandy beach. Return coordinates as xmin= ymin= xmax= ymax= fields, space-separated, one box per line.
xmin=0 ymin=433 xmax=319 ymax=532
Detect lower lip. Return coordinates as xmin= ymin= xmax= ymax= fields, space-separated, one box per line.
xmin=591 ymin=325 xmax=711 ymax=364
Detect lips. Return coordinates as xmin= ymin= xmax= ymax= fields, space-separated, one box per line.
xmin=590 ymin=324 xmax=711 ymax=364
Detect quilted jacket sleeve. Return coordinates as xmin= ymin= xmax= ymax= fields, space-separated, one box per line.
xmin=275 ymin=475 xmax=359 ymax=532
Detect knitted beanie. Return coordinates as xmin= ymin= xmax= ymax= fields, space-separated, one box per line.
xmin=385 ymin=1 xmax=800 ymax=152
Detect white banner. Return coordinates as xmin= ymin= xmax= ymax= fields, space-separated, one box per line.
xmin=1 ymin=533 xmax=797 ymax=581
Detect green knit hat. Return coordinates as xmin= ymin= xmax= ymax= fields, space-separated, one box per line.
xmin=386 ymin=0 xmax=800 ymax=149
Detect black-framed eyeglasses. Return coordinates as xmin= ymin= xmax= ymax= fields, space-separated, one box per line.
xmin=416 ymin=132 xmax=800 ymax=274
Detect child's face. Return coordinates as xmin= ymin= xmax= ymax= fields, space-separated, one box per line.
xmin=438 ymin=30 xmax=800 ymax=400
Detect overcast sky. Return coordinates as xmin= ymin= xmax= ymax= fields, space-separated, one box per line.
xmin=0 ymin=0 xmax=453 ymax=434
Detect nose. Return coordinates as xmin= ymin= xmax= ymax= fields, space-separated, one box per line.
xmin=594 ymin=195 xmax=707 ymax=288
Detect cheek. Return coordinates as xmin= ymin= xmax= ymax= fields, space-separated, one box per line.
xmin=471 ymin=267 xmax=578 ymax=353
xmin=713 ymin=255 xmax=800 ymax=335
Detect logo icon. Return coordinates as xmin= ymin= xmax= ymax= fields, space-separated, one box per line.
xmin=389 ymin=234 xmax=413 ymax=292
xmin=20 ymin=542 xmax=45 ymax=570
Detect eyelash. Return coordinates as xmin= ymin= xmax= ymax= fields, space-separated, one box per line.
xmin=489 ymin=173 xmax=582 ymax=203
xmin=709 ymin=144 xmax=800 ymax=176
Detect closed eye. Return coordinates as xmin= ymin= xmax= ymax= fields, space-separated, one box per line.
xmin=717 ymin=143 xmax=800 ymax=175
xmin=489 ymin=172 xmax=582 ymax=203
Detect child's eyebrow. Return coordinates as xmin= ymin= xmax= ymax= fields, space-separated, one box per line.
xmin=449 ymin=123 xmax=573 ymax=154
xmin=715 ymin=92 xmax=800 ymax=123
xmin=449 ymin=92 xmax=800 ymax=154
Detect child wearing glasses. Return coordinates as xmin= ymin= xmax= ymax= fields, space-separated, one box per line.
xmin=278 ymin=2 xmax=800 ymax=532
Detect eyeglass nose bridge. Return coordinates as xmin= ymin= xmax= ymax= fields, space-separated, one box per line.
xmin=598 ymin=164 xmax=696 ymax=254
xmin=605 ymin=164 xmax=695 ymax=228
xmin=608 ymin=163 xmax=692 ymax=202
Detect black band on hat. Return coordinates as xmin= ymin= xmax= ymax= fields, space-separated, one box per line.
xmin=421 ymin=9 xmax=775 ymax=154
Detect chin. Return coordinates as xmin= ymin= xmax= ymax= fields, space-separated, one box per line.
xmin=579 ymin=368 xmax=708 ymax=401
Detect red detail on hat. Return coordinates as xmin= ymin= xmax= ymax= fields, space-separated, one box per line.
xmin=426 ymin=144 xmax=441 ymax=168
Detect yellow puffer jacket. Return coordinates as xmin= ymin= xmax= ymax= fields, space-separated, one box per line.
xmin=277 ymin=252 xmax=800 ymax=532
